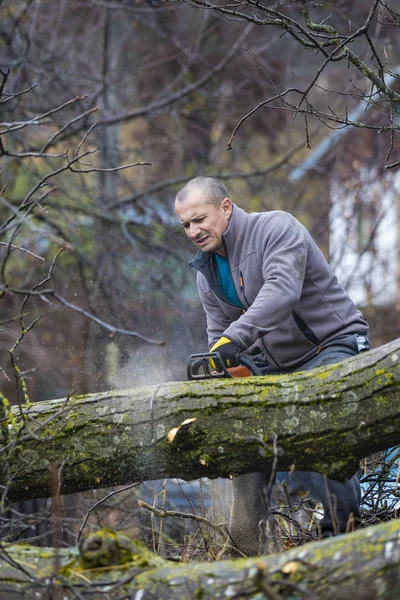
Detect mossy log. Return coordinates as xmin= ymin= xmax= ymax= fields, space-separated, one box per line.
xmin=2 ymin=339 xmax=400 ymax=502
xmin=1 ymin=520 xmax=400 ymax=598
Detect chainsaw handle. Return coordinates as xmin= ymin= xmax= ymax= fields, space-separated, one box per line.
xmin=236 ymin=354 xmax=263 ymax=376
xmin=187 ymin=352 xmax=230 ymax=380
xmin=187 ymin=351 xmax=262 ymax=380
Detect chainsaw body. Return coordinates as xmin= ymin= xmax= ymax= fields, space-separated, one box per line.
xmin=187 ymin=351 xmax=262 ymax=380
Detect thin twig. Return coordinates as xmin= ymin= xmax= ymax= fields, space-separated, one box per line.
xmin=77 ymin=482 xmax=141 ymax=543
xmin=138 ymin=500 xmax=228 ymax=531
xmin=69 ymin=160 xmax=151 ymax=173
xmin=50 ymin=291 xmax=165 ymax=345
xmin=0 ymin=242 xmax=45 ymax=262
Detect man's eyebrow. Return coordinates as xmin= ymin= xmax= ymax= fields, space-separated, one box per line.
xmin=180 ymin=214 xmax=207 ymax=225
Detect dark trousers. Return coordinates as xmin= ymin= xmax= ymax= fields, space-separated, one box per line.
xmin=229 ymin=334 xmax=369 ymax=556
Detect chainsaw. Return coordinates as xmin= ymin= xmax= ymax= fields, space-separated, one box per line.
xmin=187 ymin=351 xmax=262 ymax=380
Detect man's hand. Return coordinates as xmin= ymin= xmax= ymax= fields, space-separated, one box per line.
xmin=210 ymin=337 xmax=242 ymax=368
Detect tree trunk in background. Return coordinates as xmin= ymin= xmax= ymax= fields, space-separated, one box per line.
xmin=0 ymin=520 xmax=399 ymax=598
xmin=2 ymin=339 xmax=400 ymax=502
xmin=85 ymin=7 xmax=131 ymax=392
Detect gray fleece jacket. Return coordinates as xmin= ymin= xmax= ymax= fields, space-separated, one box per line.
xmin=190 ymin=204 xmax=368 ymax=369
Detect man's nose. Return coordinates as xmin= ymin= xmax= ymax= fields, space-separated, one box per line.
xmin=189 ymin=223 xmax=201 ymax=238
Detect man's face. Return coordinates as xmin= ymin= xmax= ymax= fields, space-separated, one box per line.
xmin=175 ymin=192 xmax=232 ymax=255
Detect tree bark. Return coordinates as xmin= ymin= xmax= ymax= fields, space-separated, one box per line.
xmin=1 ymin=519 xmax=400 ymax=598
xmin=3 ymin=339 xmax=400 ymax=502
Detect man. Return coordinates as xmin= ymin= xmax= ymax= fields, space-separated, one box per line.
xmin=175 ymin=176 xmax=370 ymax=555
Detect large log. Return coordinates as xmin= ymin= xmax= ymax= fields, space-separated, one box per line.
xmin=2 ymin=339 xmax=400 ymax=502
xmin=1 ymin=520 xmax=400 ymax=598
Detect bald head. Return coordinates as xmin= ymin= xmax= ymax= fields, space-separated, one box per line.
xmin=175 ymin=177 xmax=230 ymax=208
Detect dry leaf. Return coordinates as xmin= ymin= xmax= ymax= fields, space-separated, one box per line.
xmin=281 ymin=560 xmax=300 ymax=575
xmin=167 ymin=417 xmax=197 ymax=443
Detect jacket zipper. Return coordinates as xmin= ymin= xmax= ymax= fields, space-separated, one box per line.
xmin=216 ymin=242 xmax=246 ymax=311
xmin=239 ymin=270 xmax=250 ymax=309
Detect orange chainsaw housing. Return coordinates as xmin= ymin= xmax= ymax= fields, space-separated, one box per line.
xmin=225 ymin=365 xmax=252 ymax=378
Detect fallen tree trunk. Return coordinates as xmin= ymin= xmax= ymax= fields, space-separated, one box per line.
xmin=1 ymin=520 xmax=400 ymax=598
xmin=2 ymin=339 xmax=400 ymax=502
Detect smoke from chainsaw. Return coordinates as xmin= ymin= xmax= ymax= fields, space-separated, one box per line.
xmin=105 ymin=341 xmax=185 ymax=388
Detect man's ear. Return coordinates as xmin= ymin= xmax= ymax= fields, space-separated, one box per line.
xmin=221 ymin=197 xmax=233 ymax=219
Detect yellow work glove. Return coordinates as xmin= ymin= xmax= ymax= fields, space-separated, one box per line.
xmin=210 ymin=337 xmax=242 ymax=369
